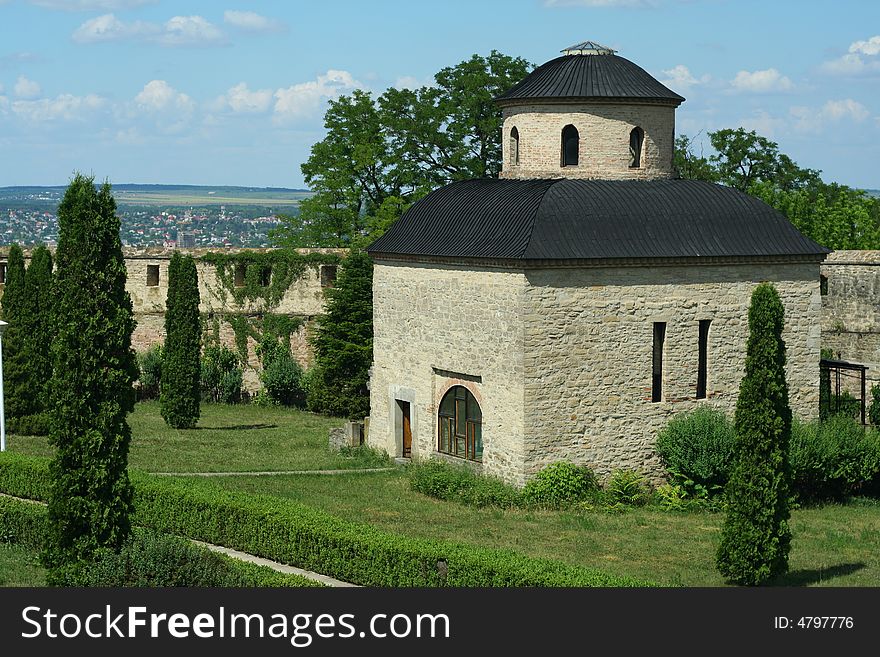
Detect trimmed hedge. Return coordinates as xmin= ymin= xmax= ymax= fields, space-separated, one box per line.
xmin=0 ymin=496 xmax=320 ymax=587
xmin=409 ymin=459 xmax=522 ymax=508
xmin=0 ymin=453 xmax=654 ymax=587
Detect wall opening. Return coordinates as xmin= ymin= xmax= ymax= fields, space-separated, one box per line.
xmin=697 ymin=319 xmax=711 ymax=399
xmin=820 ymin=274 xmax=828 ymax=296
xmin=320 ymin=264 xmax=338 ymax=288
xmin=629 ymin=126 xmax=644 ymax=168
xmin=234 ymin=263 xmax=247 ymax=287
xmin=258 ymin=266 xmax=272 ymax=287
xmin=652 ymin=322 xmax=666 ymax=402
xmin=510 ymin=126 xmax=520 ymax=165
xmin=0 ymin=262 xmax=6 ymax=285
xmin=438 ymin=385 xmax=482 ymax=461
xmin=561 ymin=124 xmax=579 ymax=167
xmin=146 ymin=264 xmax=160 ymax=287
xmin=397 ymin=399 xmax=412 ymax=458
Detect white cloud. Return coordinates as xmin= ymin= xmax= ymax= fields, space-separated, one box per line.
xmin=273 ymin=70 xmax=364 ymax=122
xmin=214 ymin=82 xmax=273 ymax=114
xmin=850 ymin=35 xmax=880 ymax=56
xmin=729 ymin=68 xmax=793 ymax=93
xmin=72 ymin=13 xmax=226 ymax=47
xmin=12 ymin=93 xmax=105 ymax=121
xmin=14 ymin=75 xmax=41 ymax=99
xmin=159 ymin=15 xmax=225 ymax=47
xmin=658 ymin=64 xmax=710 ymax=92
xmin=29 ymin=0 xmax=155 ymax=10
xmin=393 ymin=75 xmax=435 ymax=90
xmin=135 ymin=79 xmax=194 ymax=113
xmin=736 ymin=110 xmax=786 ymax=138
xmin=791 ymin=99 xmax=870 ymax=133
xmin=223 ymin=10 xmax=285 ymax=34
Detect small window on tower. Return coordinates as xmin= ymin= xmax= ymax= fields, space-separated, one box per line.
xmin=510 ymin=126 xmax=520 ymax=165
xmin=234 ymin=263 xmax=247 ymax=287
xmin=146 ymin=264 xmax=160 ymax=287
xmin=629 ymin=127 xmax=644 ymax=168
xmin=561 ymin=124 xmax=579 ymax=167
xmin=320 ymin=264 xmax=338 ymax=288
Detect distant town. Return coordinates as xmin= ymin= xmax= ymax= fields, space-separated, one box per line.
xmin=0 ymin=185 xmax=310 ymax=248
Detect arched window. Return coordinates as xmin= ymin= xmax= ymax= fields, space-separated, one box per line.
xmin=510 ymin=126 xmax=520 ymax=165
xmin=438 ymin=386 xmax=482 ymax=461
xmin=629 ymin=126 xmax=644 ymax=168
xmin=561 ymin=124 xmax=579 ymax=166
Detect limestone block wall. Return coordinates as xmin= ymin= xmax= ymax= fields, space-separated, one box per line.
xmin=499 ymin=102 xmax=676 ymax=181
xmin=522 ymin=262 xmax=822 ymax=480
xmin=821 ymin=251 xmax=880 ymax=384
xmin=368 ymin=260 xmax=527 ymax=483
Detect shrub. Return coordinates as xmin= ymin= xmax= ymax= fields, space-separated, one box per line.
xmin=43 ymin=174 xmax=138 ymax=583
xmin=409 ymin=459 xmax=521 ymax=508
xmin=789 ymin=416 xmax=880 ymax=502
xmin=604 ymin=470 xmax=650 ymax=507
xmin=201 ymin=345 xmax=242 ymax=404
xmin=717 ymin=283 xmax=792 ymax=586
xmin=870 ymin=383 xmax=880 ymax=427
xmin=160 ymin=252 xmax=201 ymax=428
xmin=655 ymin=406 xmax=735 ymax=492
xmin=136 ymin=345 xmax=163 ymax=401
xmin=521 ymin=462 xmax=598 ymax=509
xmin=0 ymin=453 xmax=654 ymax=587
xmin=261 ymin=353 xmax=306 ymax=407
xmin=7 ymin=413 xmax=50 ymax=437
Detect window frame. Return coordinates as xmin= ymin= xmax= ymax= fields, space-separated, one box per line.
xmin=437 ymin=385 xmax=483 ymax=462
xmin=561 ymin=124 xmax=579 ymax=167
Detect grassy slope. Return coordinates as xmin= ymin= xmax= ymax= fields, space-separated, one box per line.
xmin=0 ymin=543 xmax=46 ymax=587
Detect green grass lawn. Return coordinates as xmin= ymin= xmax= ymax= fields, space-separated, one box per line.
xmin=0 ymin=543 xmax=46 ymax=587
xmin=201 ymin=469 xmax=880 ymax=587
xmin=6 ymin=401 xmax=387 ymax=473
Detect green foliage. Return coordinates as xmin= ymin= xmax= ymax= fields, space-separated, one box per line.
xmin=261 ymin=356 xmax=305 ymax=407
xmin=656 ymin=406 xmax=736 ymax=492
xmin=408 ymin=459 xmax=522 ymax=508
xmin=0 ymin=496 xmax=46 ymax=550
xmin=272 ymin=51 xmax=531 ymax=248
xmin=200 ymin=345 xmax=242 ymax=404
xmin=1 ymin=244 xmax=29 ymax=421
xmin=789 ymin=416 xmax=880 ymax=502
xmin=8 ymin=413 xmax=50 ymax=437
xmin=717 ymin=283 xmax=793 ymax=586
xmin=136 ymin=344 xmax=163 ymax=401
xmin=0 ymin=453 xmax=655 ymax=587
xmin=871 ymin=383 xmax=880 ymax=427
xmin=160 ymin=252 xmax=201 ymax=429
xmin=675 ymin=128 xmax=880 ymax=250
xmin=309 ymin=250 xmax=373 ymax=419
xmin=521 ymin=462 xmax=598 ymax=509
xmin=603 ymin=470 xmax=651 ymax=508
xmin=43 ymin=173 xmax=138 ymax=581
xmin=16 ymin=246 xmax=55 ymax=422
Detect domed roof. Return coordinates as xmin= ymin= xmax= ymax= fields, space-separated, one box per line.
xmin=496 ymin=43 xmax=685 ymax=106
xmin=366 ymin=178 xmax=828 ymax=262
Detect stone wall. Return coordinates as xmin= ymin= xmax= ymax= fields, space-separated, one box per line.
xmin=821 ymin=250 xmax=880 ymax=386
xmin=367 ymin=260 xmax=527 ymax=483
xmin=522 ymin=262 xmax=822 ymax=481
xmin=0 ymin=246 xmax=343 ymax=392
xmin=499 ymin=102 xmax=676 ymax=181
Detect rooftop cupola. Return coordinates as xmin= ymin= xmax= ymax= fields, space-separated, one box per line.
xmin=497 ymin=41 xmax=684 ymax=181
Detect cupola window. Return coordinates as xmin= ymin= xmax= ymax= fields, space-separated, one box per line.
xmin=629 ymin=127 xmax=644 ymax=168
xmin=510 ymin=126 xmax=520 ymax=165
xmin=561 ymin=124 xmax=579 ymax=167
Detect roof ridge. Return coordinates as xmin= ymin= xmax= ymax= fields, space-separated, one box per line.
xmin=517 ymin=178 xmax=561 ymax=258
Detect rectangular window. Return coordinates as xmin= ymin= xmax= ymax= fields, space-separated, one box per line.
xmin=146 ymin=264 xmax=160 ymax=287
xmin=320 ymin=264 xmax=338 ymax=288
xmin=258 ymin=266 xmax=271 ymax=287
xmin=697 ymin=320 xmax=710 ymax=399
xmin=652 ymin=322 xmax=666 ymax=403
xmin=0 ymin=263 xmax=6 ymax=285
xmin=820 ymin=274 xmax=828 ymax=296
xmin=234 ymin=263 xmax=247 ymax=287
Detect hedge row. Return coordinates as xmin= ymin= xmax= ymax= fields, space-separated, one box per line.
xmin=0 ymin=495 xmax=321 ymax=587
xmin=0 ymin=453 xmax=655 ymax=587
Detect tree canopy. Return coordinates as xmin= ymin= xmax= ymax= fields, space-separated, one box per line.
xmin=675 ymin=128 xmax=880 ymax=250
xmin=272 ymin=51 xmax=531 ymax=248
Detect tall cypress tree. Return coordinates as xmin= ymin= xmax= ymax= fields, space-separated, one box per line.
xmin=42 ymin=174 xmax=138 ymax=581
xmin=160 ymin=252 xmax=201 ymax=429
xmin=716 ymin=282 xmax=793 ymax=585
xmin=18 ymin=245 xmax=55 ymax=424
xmin=1 ymin=244 xmax=29 ymax=422
xmin=309 ymin=250 xmax=373 ymax=419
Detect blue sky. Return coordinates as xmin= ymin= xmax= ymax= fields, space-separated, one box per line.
xmin=0 ymin=0 xmax=878 ymax=189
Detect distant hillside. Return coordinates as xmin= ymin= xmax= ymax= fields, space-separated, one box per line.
xmin=865 ymin=189 xmax=880 ymax=198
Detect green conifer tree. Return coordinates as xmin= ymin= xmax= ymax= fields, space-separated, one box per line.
xmin=716 ymin=282 xmax=793 ymax=585
xmin=17 ymin=245 xmax=55 ymax=428
xmin=308 ymin=250 xmax=373 ymax=419
xmin=42 ymin=174 xmax=138 ymax=582
xmin=160 ymin=252 xmax=201 ymax=428
xmin=1 ymin=244 xmax=29 ymax=422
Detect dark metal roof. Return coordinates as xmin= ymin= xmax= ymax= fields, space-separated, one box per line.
xmin=496 ymin=54 xmax=685 ymax=106
xmin=366 ymin=178 xmax=830 ymax=262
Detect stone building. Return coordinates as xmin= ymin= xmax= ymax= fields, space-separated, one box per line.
xmin=0 ymin=246 xmax=343 ymax=392
xmin=366 ymin=42 xmax=829 ymax=485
